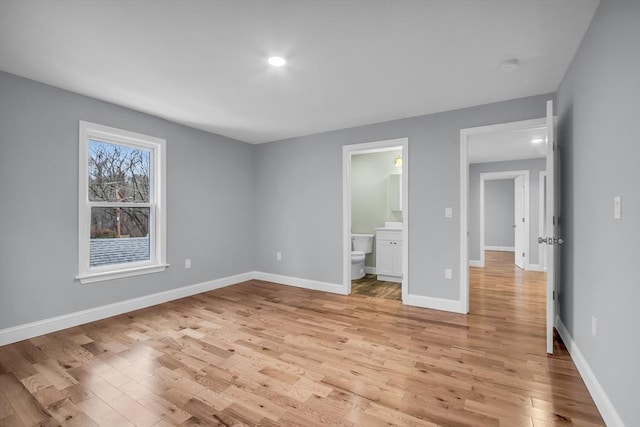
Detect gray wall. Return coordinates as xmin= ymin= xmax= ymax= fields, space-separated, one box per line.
xmin=484 ymin=180 xmax=514 ymax=248
xmin=556 ymin=0 xmax=640 ymax=424
xmin=351 ymin=150 xmax=402 ymax=267
xmin=469 ymin=159 xmax=546 ymax=264
xmin=254 ymin=94 xmax=552 ymax=298
xmin=0 ymin=71 xmax=255 ymax=329
xmin=0 ymin=73 xmax=552 ymax=328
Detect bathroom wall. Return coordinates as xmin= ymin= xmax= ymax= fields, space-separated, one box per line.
xmin=484 ymin=179 xmax=515 ymax=249
xmin=469 ymin=158 xmax=546 ymax=266
xmin=351 ymin=149 xmax=402 ymax=268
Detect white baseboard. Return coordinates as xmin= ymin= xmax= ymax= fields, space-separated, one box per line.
xmin=469 ymin=259 xmax=483 ymax=267
xmin=403 ymin=293 xmax=464 ymax=314
xmin=365 ymin=266 xmax=377 ymax=274
xmin=556 ymin=317 xmax=624 ymax=427
xmin=526 ymin=264 xmax=544 ymax=272
xmin=376 ymin=274 xmax=402 ymax=283
xmin=1 ymin=271 xmax=466 ymax=346
xmin=484 ymin=246 xmax=515 ymax=252
xmin=0 ymin=272 xmax=252 ymax=346
xmin=0 ymin=271 xmax=346 ymax=346
xmin=253 ymin=271 xmax=347 ymax=295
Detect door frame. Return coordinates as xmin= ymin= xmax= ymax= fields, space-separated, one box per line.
xmin=479 ymin=170 xmax=530 ymax=268
xmin=459 ymin=117 xmax=546 ymax=313
xmin=538 ymin=171 xmax=548 ymax=271
xmin=342 ymin=138 xmax=409 ymax=300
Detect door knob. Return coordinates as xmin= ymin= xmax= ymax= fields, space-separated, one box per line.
xmin=538 ymin=237 xmax=549 ymax=244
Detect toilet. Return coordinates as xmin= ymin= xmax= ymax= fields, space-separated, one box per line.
xmin=351 ymin=234 xmax=374 ymax=280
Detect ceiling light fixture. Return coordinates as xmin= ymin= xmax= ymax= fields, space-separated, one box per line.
xmin=498 ymin=59 xmax=519 ymax=72
xmin=268 ymin=56 xmax=286 ymax=67
xmin=531 ymin=138 xmax=544 ymax=144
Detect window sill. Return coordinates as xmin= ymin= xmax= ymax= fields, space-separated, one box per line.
xmin=77 ymin=264 xmax=169 ymax=284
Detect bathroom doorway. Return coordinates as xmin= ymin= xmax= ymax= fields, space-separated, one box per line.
xmin=342 ymin=138 xmax=409 ymax=301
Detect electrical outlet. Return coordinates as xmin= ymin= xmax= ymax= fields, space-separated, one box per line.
xmin=445 ymin=268 xmax=452 ymax=280
xmin=276 ymin=251 xmax=282 ymax=261
xmin=445 ymin=207 xmax=453 ymax=218
xmin=592 ymin=316 xmax=597 ymax=337
xmin=184 ymin=259 xmax=191 ymax=269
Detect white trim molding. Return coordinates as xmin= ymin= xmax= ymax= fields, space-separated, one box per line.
xmin=556 ymin=318 xmax=625 ymax=427
xmin=0 ymin=272 xmax=252 ymax=346
xmin=479 ymin=170 xmax=530 ymax=270
xmin=77 ymin=121 xmax=168 ymax=284
xmin=470 ymin=258 xmax=541 ymax=272
xmin=365 ymin=266 xmax=377 ymax=275
xmin=343 ymin=137 xmax=409 ymax=301
xmin=526 ymin=264 xmax=544 ymax=272
xmin=3 ymin=270 xmax=474 ymax=346
xmin=538 ymin=171 xmax=548 ymax=271
xmin=253 ymin=272 xmax=347 ymax=295
xmin=0 ymin=271 xmax=345 ymax=346
xmin=76 ymin=263 xmax=170 ymax=284
xmin=484 ymin=246 xmax=515 ymax=252
xmin=403 ymin=293 xmax=464 ymax=314
xmin=460 ymin=117 xmax=548 ymax=315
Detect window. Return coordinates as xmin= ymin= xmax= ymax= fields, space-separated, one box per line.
xmin=78 ymin=121 xmax=167 ymax=284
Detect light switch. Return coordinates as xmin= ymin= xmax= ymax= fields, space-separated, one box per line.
xmin=445 ymin=207 xmax=453 ymax=218
xmin=614 ymin=196 xmax=621 ymax=219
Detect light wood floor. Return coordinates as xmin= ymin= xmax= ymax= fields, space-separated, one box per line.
xmin=351 ymin=274 xmax=401 ymax=300
xmin=0 ymin=252 xmax=603 ymax=426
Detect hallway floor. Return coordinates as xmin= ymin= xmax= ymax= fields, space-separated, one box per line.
xmin=470 ymin=250 xmax=546 ymax=317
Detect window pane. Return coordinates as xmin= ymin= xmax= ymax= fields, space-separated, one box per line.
xmin=88 ymin=139 xmax=151 ymax=202
xmin=90 ymin=207 xmax=150 ymax=267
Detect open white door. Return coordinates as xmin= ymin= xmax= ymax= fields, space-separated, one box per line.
xmin=514 ymin=175 xmax=526 ymax=269
xmin=543 ymin=100 xmax=558 ymax=354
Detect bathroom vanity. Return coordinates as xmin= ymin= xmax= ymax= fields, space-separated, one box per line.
xmin=376 ymin=225 xmax=402 ymax=283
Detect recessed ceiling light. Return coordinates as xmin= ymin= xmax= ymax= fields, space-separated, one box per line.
xmin=531 ymin=138 xmax=544 ymax=144
xmin=499 ymin=59 xmax=519 ymax=72
xmin=268 ymin=56 xmax=286 ymax=67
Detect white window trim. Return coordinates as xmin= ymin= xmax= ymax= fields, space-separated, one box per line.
xmin=77 ymin=121 xmax=168 ymax=284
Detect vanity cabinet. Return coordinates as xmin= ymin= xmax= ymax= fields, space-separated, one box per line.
xmin=376 ymin=229 xmax=402 ymax=283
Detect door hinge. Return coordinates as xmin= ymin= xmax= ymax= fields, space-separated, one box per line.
xmin=522 ymin=252 xmax=525 ymax=258
xmin=553 ymin=290 xmax=556 ymax=300
xmin=522 ymin=217 xmax=525 ymax=223
xmin=553 ymin=216 xmax=556 ymax=225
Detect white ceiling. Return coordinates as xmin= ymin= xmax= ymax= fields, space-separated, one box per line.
xmin=468 ymin=126 xmax=548 ymax=164
xmin=0 ymin=0 xmax=598 ymax=144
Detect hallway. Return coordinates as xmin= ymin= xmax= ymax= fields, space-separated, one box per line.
xmin=470 ymin=250 xmax=546 ymax=322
